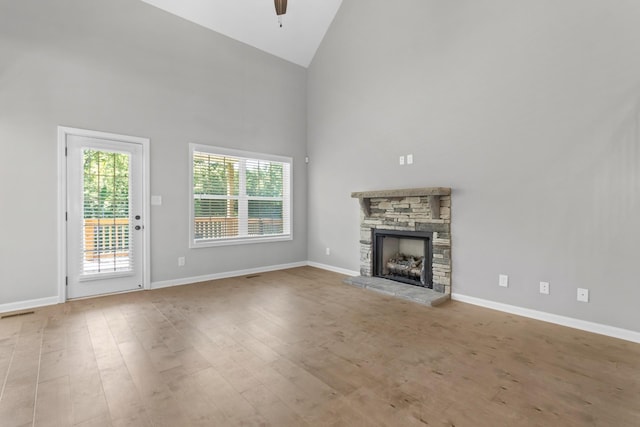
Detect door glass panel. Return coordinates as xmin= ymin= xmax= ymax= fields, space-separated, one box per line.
xmin=82 ymin=149 xmax=132 ymax=275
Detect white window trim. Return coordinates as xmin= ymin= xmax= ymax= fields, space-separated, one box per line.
xmin=189 ymin=143 xmax=293 ymax=248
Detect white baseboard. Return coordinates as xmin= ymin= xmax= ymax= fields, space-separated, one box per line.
xmin=0 ymin=296 xmax=60 ymax=315
xmin=306 ymin=261 xmax=359 ymax=277
xmin=151 ymin=261 xmax=308 ymax=289
xmin=451 ymin=293 xmax=640 ymax=344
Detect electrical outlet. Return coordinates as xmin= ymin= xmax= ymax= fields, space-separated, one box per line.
xmin=577 ymin=288 xmax=589 ymax=302
xmin=407 ymin=154 xmax=414 ymax=165
xmin=499 ymin=274 xmax=509 ymax=288
xmin=178 ymin=256 xmax=185 ymax=267
xmin=399 ymin=156 xmax=405 ymax=165
xmin=325 ymin=247 xmax=331 ymax=256
xmin=539 ymin=281 xmax=550 ymax=295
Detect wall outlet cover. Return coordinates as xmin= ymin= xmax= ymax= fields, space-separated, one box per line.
xmin=577 ymin=288 xmax=589 ymax=302
xmin=499 ymin=274 xmax=509 ymax=287
xmin=539 ymin=281 xmax=550 ymax=295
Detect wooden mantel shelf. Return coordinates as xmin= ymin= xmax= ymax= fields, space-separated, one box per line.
xmin=351 ymin=187 xmax=451 ymax=218
xmin=351 ymin=187 xmax=451 ymax=199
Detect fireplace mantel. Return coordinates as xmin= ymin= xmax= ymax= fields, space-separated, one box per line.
xmin=352 ymin=187 xmax=451 ymax=218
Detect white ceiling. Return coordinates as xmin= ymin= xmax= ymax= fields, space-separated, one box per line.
xmin=139 ymin=0 xmax=343 ymax=68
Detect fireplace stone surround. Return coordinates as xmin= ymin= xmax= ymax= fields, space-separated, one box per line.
xmin=349 ymin=187 xmax=452 ymax=302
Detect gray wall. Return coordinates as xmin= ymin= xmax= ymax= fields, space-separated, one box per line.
xmin=0 ymin=0 xmax=307 ymax=304
xmin=2 ymin=0 xmax=638 ymax=334
xmin=307 ymin=0 xmax=640 ymax=331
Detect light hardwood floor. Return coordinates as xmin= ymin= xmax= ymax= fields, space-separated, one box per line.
xmin=0 ymin=267 xmax=638 ymax=426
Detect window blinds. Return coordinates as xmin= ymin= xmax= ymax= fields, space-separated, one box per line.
xmin=191 ymin=146 xmax=291 ymax=246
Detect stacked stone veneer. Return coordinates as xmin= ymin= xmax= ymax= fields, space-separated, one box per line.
xmin=353 ymin=188 xmax=452 ymax=295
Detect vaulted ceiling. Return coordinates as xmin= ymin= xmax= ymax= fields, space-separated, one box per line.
xmin=139 ymin=0 xmax=343 ymax=67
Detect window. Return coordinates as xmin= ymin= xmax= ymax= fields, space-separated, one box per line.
xmin=189 ymin=144 xmax=292 ymax=247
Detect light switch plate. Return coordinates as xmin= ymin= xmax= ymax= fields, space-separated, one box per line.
xmin=151 ymin=195 xmax=162 ymax=206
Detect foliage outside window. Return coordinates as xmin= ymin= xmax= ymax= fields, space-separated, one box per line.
xmin=83 ymin=150 xmax=129 ymax=219
xmin=190 ymin=144 xmax=292 ymax=247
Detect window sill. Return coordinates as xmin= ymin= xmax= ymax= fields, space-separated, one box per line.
xmin=190 ymin=234 xmax=293 ymax=248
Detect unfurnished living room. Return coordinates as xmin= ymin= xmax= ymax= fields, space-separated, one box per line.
xmin=1 ymin=0 xmax=639 ymax=426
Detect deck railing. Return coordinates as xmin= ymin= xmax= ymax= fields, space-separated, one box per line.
xmin=194 ymin=217 xmax=283 ymax=239
xmin=83 ymin=217 xmax=285 ymax=260
xmin=83 ymin=218 xmax=130 ymax=261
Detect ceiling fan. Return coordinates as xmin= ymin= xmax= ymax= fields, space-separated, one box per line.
xmin=274 ymin=0 xmax=287 ymax=27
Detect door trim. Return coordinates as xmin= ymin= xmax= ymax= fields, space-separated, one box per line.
xmin=57 ymin=126 xmax=151 ymax=302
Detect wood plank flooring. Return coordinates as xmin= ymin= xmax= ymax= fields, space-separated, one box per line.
xmin=0 ymin=267 xmax=638 ymax=426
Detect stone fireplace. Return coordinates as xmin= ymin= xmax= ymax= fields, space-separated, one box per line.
xmin=349 ymin=187 xmax=452 ymax=303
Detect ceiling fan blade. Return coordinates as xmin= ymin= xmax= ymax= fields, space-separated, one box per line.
xmin=275 ymin=0 xmax=288 ymax=16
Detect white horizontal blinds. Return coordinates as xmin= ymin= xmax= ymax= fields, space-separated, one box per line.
xmin=193 ymin=152 xmax=240 ymax=240
xmin=81 ymin=149 xmax=133 ymax=275
xmin=245 ymin=159 xmax=286 ymax=236
xmin=192 ymin=148 xmax=291 ymax=243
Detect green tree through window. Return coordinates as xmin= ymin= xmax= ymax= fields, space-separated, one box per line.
xmin=83 ymin=150 xmax=130 ymax=219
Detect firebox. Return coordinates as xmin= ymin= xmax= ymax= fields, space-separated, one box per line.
xmin=373 ymin=229 xmax=433 ymax=288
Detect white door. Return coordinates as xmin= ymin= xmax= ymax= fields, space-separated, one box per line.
xmin=66 ymin=135 xmax=144 ymax=299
